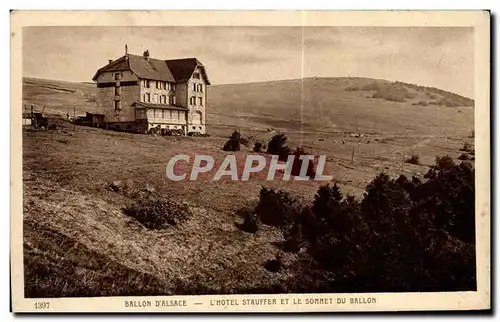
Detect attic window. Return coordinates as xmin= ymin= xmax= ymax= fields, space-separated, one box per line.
xmin=193 ymin=72 xmax=200 ymax=79
xmin=114 ymin=73 xmax=121 ymax=81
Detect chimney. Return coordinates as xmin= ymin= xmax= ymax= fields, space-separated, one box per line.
xmin=108 ymin=59 xmax=113 ymax=64
xmin=125 ymin=44 xmax=128 ymax=55
xmin=143 ymin=50 xmax=150 ymax=61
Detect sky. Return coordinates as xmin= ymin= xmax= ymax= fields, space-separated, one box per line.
xmin=23 ymin=26 xmax=474 ymax=98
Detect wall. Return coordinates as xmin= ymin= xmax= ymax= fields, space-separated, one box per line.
xmin=175 ymin=83 xmax=188 ymax=108
xmin=186 ymin=66 xmax=208 ymax=134
xmin=139 ymin=79 xmax=176 ymax=104
xmin=96 ymin=70 xmax=136 ymax=83
xmin=96 ymin=71 xmax=140 ymax=123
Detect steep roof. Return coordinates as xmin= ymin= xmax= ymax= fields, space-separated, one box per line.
xmin=93 ymin=54 xmax=210 ymax=84
xmin=166 ymin=58 xmax=211 ymax=85
xmin=92 ymin=56 xmax=130 ymax=80
xmin=128 ymin=54 xmax=175 ymax=82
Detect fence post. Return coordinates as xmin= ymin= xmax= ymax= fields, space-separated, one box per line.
xmin=351 ymin=146 xmax=354 ymax=164
xmin=73 ymin=106 xmax=76 ymax=131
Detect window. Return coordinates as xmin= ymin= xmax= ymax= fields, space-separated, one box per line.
xmin=162 ymin=95 xmax=167 ymax=104
xmin=146 ymin=93 xmax=151 ymax=102
xmin=154 ymin=94 xmax=159 ymax=103
xmin=192 ymin=126 xmax=196 ymax=130
xmin=115 ymin=86 xmax=121 ymax=95
xmin=145 ymin=80 xmax=150 ymax=88
xmin=193 ymin=83 xmax=197 ymax=92
xmin=114 ymin=73 xmax=121 ymax=81
xmin=190 ymin=97 xmax=196 ymax=106
xmin=198 ymin=84 xmax=203 ymax=93
xmin=114 ymin=100 xmax=121 ymax=110
xmin=162 ymin=110 xmax=165 ymax=118
xmin=198 ymin=97 xmax=203 ymax=106
xmin=155 ymin=81 xmax=159 ymax=89
xmin=193 ymin=72 xmax=200 ymax=79
xmin=169 ymin=110 xmax=173 ymax=119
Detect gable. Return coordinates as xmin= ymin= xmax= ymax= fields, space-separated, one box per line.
xmin=166 ymin=58 xmax=211 ymax=85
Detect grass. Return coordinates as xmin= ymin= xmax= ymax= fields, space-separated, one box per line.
xmin=22 ymin=76 xmax=475 ymax=296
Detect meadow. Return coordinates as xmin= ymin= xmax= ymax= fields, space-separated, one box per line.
xmin=22 ymin=76 xmax=475 ymax=296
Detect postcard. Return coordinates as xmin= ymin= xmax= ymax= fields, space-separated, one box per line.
xmin=11 ymin=10 xmax=490 ymax=312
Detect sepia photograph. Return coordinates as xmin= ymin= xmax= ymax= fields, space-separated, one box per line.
xmin=10 ymin=10 xmax=490 ymax=312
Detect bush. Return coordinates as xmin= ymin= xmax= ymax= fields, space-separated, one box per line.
xmin=460 ymin=141 xmax=474 ymax=154
xmin=253 ymin=142 xmax=264 ymax=153
xmin=434 ymin=155 xmax=455 ymax=170
xmin=266 ymin=133 xmax=291 ymax=159
xmin=264 ymin=257 xmax=282 ymax=273
xmin=276 ymin=156 xmax=475 ymax=293
xmin=412 ymin=101 xmax=428 ymax=107
xmin=223 ymin=131 xmax=242 ymax=151
xmin=241 ymin=212 xmax=259 ymax=233
xmin=458 ymin=153 xmax=470 ymax=161
xmin=124 ymin=195 xmax=192 ymax=230
xmin=406 ymin=154 xmax=420 ymax=165
xmin=240 ymin=136 xmax=250 ymax=147
xmin=255 ymin=187 xmax=302 ymax=227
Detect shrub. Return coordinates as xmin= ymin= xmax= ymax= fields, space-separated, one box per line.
xmin=421 ymin=160 xmax=475 ymax=243
xmin=255 ymin=187 xmax=302 ymax=227
xmin=406 ymin=154 xmax=420 ymax=165
xmin=460 ymin=141 xmax=474 ymax=154
xmin=222 ymin=131 xmax=242 ymax=151
xmin=282 ymin=156 xmax=475 ymax=292
xmin=241 ymin=212 xmax=259 ymax=233
xmin=264 ymin=257 xmax=282 ymax=273
xmin=240 ymin=136 xmax=250 ymax=147
xmin=458 ymin=153 xmax=470 ymax=161
xmin=412 ymin=101 xmax=428 ymax=107
xmin=253 ymin=142 xmax=264 ymax=153
xmin=124 ymin=195 xmax=192 ymax=230
xmin=266 ymin=133 xmax=291 ymax=159
xmin=434 ymin=155 xmax=455 ymax=170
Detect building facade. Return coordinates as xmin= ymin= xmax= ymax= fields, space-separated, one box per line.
xmin=92 ymin=49 xmax=210 ymax=135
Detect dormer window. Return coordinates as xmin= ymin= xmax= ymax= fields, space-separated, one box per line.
xmin=193 ymin=72 xmax=200 ymax=79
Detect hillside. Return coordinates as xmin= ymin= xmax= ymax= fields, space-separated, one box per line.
xmin=21 ymin=76 xmax=476 ymax=296
xmin=208 ymin=77 xmax=474 ymax=137
xmin=22 ymin=76 xmax=474 ymax=137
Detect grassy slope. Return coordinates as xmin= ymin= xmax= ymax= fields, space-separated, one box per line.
xmin=22 ymin=77 xmax=474 ymax=296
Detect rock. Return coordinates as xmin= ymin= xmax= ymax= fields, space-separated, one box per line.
xmin=145 ymin=183 xmax=155 ymax=193
xmin=109 ymin=180 xmax=123 ymax=192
